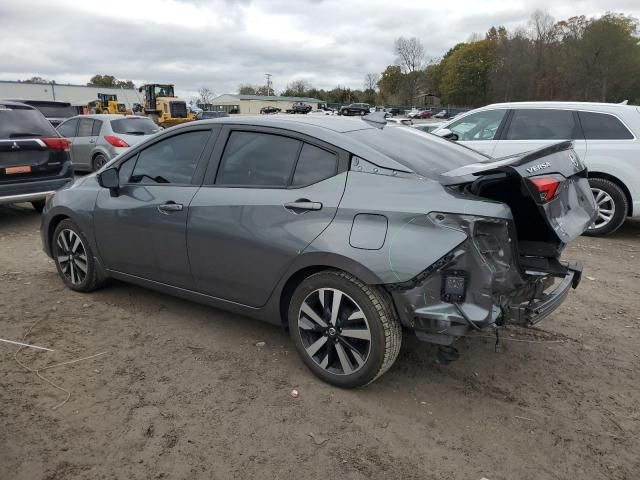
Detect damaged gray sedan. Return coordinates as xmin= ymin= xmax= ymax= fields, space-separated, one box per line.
xmin=40 ymin=115 xmax=598 ymax=387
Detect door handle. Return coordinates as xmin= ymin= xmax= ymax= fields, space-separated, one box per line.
xmin=158 ymin=201 xmax=183 ymax=213
xmin=284 ymin=199 xmax=322 ymax=212
xmin=89 ymin=139 xmax=96 ymax=144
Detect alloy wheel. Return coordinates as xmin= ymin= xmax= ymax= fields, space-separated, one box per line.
xmin=94 ymin=155 xmax=107 ymax=170
xmin=56 ymin=229 xmax=88 ymax=285
xmin=297 ymin=288 xmax=371 ymax=375
xmin=589 ymin=187 xmax=615 ymax=230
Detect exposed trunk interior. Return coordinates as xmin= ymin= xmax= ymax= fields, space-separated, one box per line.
xmin=467 ymin=173 xmax=567 ymax=276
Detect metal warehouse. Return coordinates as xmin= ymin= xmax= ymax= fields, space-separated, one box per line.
xmin=0 ymin=80 xmax=141 ymax=109
xmin=209 ymin=94 xmax=323 ymax=114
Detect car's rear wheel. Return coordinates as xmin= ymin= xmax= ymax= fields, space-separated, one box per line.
xmin=92 ymin=154 xmax=108 ymax=172
xmin=585 ymin=178 xmax=628 ymax=236
xmin=52 ymin=219 xmax=101 ymax=292
xmin=288 ymin=270 xmax=402 ymax=388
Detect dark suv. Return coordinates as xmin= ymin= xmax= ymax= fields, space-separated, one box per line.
xmin=340 ymin=103 xmax=370 ymax=116
xmin=0 ymin=100 xmax=73 ymax=211
xmin=291 ymin=102 xmax=312 ymax=114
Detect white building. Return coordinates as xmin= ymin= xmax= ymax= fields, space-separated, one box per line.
xmin=209 ymin=94 xmax=323 ymax=114
xmin=0 ymin=80 xmax=142 ymax=108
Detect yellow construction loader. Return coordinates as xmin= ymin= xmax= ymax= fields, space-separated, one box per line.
xmin=88 ymin=93 xmax=127 ymax=114
xmin=138 ymin=84 xmax=195 ymax=128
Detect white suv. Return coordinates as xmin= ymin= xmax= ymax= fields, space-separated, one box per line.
xmin=433 ymin=101 xmax=640 ymax=235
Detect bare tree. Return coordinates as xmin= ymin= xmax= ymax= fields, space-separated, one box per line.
xmin=364 ymin=73 xmax=379 ymax=92
xmin=198 ymin=87 xmax=215 ymax=105
xmin=286 ymin=79 xmax=311 ymax=96
xmin=394 ymin=37 xmax=425 ymax=73
xmin=528 ymin=10 xmax=557 ymax=44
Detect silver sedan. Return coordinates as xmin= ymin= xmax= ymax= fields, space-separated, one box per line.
xmin=56 ymin=114 xmax=160 ymax=171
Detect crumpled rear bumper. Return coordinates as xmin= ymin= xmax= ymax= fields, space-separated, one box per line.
xmin=505 ymin=261 xmax=582 ymax=326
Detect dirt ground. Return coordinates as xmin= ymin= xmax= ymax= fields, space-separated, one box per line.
xmin=1 ymin=203 xmax=638 ymax=480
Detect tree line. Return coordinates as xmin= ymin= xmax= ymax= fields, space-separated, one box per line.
xmin=244 ymin=10 xmax=640 ymax=108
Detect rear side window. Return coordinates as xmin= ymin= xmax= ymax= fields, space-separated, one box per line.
xmin=505 ymin=109 xmax=578 ymax=140
xmin=0 ymin=104 xmax=58 ymax=138
xmin=292 ymin=143 xmax=338 ymax=186
xmin=216 ymin=131 xmax=301 ymax=186
xmin=110 ymin=118 xmax=160 ymax=135
xmin=128 ymin=130 xmax=210 ymax=185
xmin=77 ymin=118 xmax=94 ymax=137
xmin=57 ymin=118 xmax=78 ymax=138
xmin=578 ymin=111 xmax=634 ymax=140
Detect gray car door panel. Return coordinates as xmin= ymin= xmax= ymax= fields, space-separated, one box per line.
xmin=93 ymin=128 xmax=216 ymax=288
xmin=73 ymin=117 xmax=98 ymax=170
xmin=188 ymin=126 xmax=349 ymax=307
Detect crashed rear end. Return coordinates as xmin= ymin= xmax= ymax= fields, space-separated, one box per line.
xmin=389 ymin=141 xmax=598 ymax=345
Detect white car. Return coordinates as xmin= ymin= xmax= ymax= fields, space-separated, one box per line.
xmin=433 ymin=101 xmax=640 ymax=235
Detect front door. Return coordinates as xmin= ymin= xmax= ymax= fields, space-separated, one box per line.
xmin=188 ymin=128 xmax=348 ymax=307
xmin=94 ymin=129 xmax=213 ymax=288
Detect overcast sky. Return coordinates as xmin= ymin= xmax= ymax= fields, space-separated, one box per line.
xmin=2 ymin=0 xmax=639 ymax=100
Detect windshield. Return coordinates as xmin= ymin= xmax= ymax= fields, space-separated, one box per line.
xmin=153 ymin=85 xmax=174 ymax=97
xmin=347 ymin=126 xmax=489 ymax=178
xmin=110 ymin=117 xmax=160 ymax=135
xmin=0 ymin=105 xmax=58 ymax=138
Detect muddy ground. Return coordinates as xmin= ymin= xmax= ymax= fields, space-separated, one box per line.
xmin=0 ymin=203 xmax=638 ymax=480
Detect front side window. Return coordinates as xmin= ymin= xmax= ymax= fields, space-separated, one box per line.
xmin=578 ymin=111 xmax=634 ymax=140
xmin=448 ymin=109 xmax=506 ymax=141
xmin=77 ymin=118 xmax=94 ymax=137
xmin=57 ymin=118 xmax=78 ymax=138
xmin=216 ymin=131 xmax=301 ymax=187
xmin=505 ymin=109 xmax=577 ymax=140
xmin=128 ymin=130 xmax=209 ymax=185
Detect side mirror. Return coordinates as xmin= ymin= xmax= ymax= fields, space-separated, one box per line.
xmin=98 ymin=167 xmax=120 ymax=195
xmin=433 ymin=128 xmax=459 ymax=141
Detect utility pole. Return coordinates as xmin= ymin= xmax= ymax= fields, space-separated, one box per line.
xmin=265 ymin=73 xmax=272 ymax=96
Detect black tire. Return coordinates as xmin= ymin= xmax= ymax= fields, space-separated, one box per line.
xmin=52 ymin=219 xmax=102 ymax=292
xmin=92 ymin=154 xmax=108 ymax=172
xmin=288 ymin=270 xmax=402 ymax=388
xmin=584 ymin=178 xmax=628 ymax=236
xmin=31 ymin=200 xmax=45 ymax=213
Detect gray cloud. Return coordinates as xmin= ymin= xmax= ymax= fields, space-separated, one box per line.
xmin=0 ymin=0 xmax=637 ymax=100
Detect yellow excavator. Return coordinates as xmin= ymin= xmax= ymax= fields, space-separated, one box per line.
xmin=88 ymin=93 xmax=127 ymax=114
xmin=138 ymin=84 xmax=195 ymax=128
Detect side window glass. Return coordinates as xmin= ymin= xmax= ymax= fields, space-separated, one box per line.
xmin=578 ymin=111 xmax=634 ymax=140
xmin=130 ymin=130 xmax=209 ymax=185
xmin=57 ymin=118 xmax=78 ymax=138
xmin=216 ymin=131 xmax=301 ymax=187
xmin=77 ymin=118 xmax=94 ymax=137
xmin=91 ymin=120 xmax=103 ymax=136
xmin=292 ymin=143 xmax=338 ymax=186
xmin=506 ymin=109 xmax=577 ymax=140
xmin=448 ymin=109 xmax=506 ymax=141
xmin=118 ymin=155 xmax=136 ymax=184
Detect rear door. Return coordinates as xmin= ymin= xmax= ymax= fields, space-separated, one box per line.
xmin=444 ymin=108 xmax=508 ymax=156
xmin=93 ymin=128 xmax=216 ymax=288
xmin=71 ymin=117 xmax=98 ymax=170
xmin=492 ymin=109 xmax=587 ymax=161
xmin=187 ymin=126 xmax=349 ymax=307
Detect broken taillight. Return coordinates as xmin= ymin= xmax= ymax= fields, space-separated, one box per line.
xmin=529 ymin=175 xmax=564 ymax=202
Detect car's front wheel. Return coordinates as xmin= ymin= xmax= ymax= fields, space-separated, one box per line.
xmin=585 ymin=178 xmax=628 ymax=236
xmin=52 ymin=219 xmax=102 ymax=292
xmin=288 ymin=270 xmax=402 ymax=388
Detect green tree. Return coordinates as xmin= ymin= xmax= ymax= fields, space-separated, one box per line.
xmin=87 ymin=74 xmax=135 ymax=89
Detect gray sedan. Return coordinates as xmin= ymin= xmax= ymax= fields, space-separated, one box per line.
xmin=41 ymin=115 xmax=596 ymax=387
xmin=56 ymin=114 xmax=160 ymax=171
